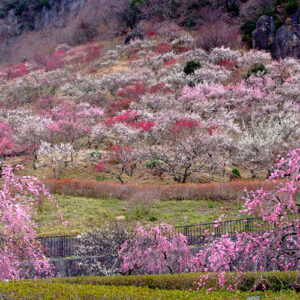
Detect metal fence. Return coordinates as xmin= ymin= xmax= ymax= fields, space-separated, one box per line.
xmin=174 ymin=214 xmax=299 ymax=245
xmin=38 ymin=214 xmax=299 ymax=257
xmin=38 ymin=235 xmax=77 ymax=258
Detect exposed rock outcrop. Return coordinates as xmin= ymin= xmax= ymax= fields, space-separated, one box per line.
xmin=253 ymin=8 xmax=300 ymax=59
xmin=252 ymin=15 xmax=276 ymax=52
xmin=275 ymin=23 xmax=300 ymax=59
xmin=0 ymin=0 xmax=88 ymax=39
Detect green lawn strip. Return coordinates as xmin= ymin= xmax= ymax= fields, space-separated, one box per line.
xmin=46 ymin=271 xmax=298 ymax=292
xmin=36 ymin=194 xmax=243 ymax=236
xmin=0 ymin=281 xmax=297 ymax=300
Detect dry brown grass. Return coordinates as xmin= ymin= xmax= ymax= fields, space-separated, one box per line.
xmin=44 ymin=179 xmax=275 ymax=201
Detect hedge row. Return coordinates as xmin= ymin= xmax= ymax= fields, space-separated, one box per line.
xmin=44 ymin=179 xmax=274 ymax=201
xmin=48 ymin=271 xmax=298 ymax=292
xmin=0 ymin=281 xmax=298 ymax=300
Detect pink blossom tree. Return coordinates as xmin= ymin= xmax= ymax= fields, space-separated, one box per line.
xmin=0 ymin=165 xmax=63 ymax=281
xmin=95 ymin=144 xmax=140 ymax=184
xmin=119 ymin=224 xmax=193 ymax=275
xmin=44 ymin=102 xmax=103 ymax=150
xmin=0 ymin=122 xmax=14 ymax=160
xmin=193 ymin=148 xmax=300 ymax=290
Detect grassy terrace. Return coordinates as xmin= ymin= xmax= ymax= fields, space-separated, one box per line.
xmin=36 ymin=195 xmax=244 ymax=236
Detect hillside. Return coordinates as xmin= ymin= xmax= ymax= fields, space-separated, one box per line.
xmin=1 ymin=30 xmax=299 ymax=185
xmin=0 ymin=0 xmax=300 ymax=64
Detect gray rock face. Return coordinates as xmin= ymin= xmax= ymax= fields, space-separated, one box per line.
xmin=253 ymin=8 xmax=300 ymax=59
xmin=275 ymin=24 xmax=300 ymax=59
xmin=291 ymin=7 xmax=300 ymax=24
xmin=252 ymin=15 xmax=276 ymax=51
xmin=0 ymin=0 xmax=88 ymax=39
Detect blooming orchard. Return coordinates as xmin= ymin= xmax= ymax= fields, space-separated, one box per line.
xmin=0 ymin=35 xmax=298 ymax=183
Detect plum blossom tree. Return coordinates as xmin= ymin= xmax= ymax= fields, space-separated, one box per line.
xmin=75 ymin=225 xmax=129 ymax=276
xmin=44 ymin=103 xmax=103 ymax=149
xmin=0 ymin=122 xmax=14 ymax=160
xmin=15 ymin=116 xmax=51 ymax=169
xmin=38 ymin=142 xmax=74 ymax=179
xmin=144 ymin=117 xmax=227 ymax=182
xmin=235 ymin=113 xmax=299 ymax=178
xmin=193 ymin=149 xmax=300 ymax=290
xmin=0 ymin=165 xmax=62 ymax=280
xmin=95 ymin=144 xmax=140 ymax=184
xmin=119 ymin=224 xmax=193 ymax=275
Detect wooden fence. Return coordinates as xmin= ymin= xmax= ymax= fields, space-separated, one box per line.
xmin=38 ymin=214 xmax=299 ymax=257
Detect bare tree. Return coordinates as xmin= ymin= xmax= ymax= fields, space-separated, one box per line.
xmin=196 ymin=8 xmax=239 ymax=51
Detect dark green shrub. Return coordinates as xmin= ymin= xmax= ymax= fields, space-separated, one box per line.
xmin=187 ymin=2 xmax=200 ymax=11
xmin=275 ymin=16 xmax=284 ymax=29
xmin=27 ymin=21 xmax=34 ymax=30
xmin=149 ymin=215 xmax=157 ymax=222
xmin=95 ymin=175 xmax=109 ymax=181
xmin=184 ymin=61 xmax=202 ymax=75
xmin=240 ymin=19 xmax=257 ymax=45
xmin=129 ymin=0 xmax=145 ymax=8
xmin=226 ymin=1 xmax=240 ymax=16
xmin=246 ymin=64 xmax=267 ymax=78
xmin=185 ymin=17 xmax=196 ymax=28
xmin=34 ymin=0 xmax=51 ymax=11
xmin=286 ymin=0 xmax=299 ymax=15
xmin=0 ymin=9 xmax=7 ymax=18
xmin=232 ymin=168 xmax=241 ymax=178
xmin=145 ymin=159 xmax=161 ymax=169
xmin=7 ymin=0 xmax=28 ymax=16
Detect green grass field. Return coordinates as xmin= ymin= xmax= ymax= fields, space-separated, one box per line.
xmin=36 ymin=194 xmax=244 ymax=236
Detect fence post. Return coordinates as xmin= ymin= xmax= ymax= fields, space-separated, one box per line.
xmin=245 ymin=218 xmax=250 ymax=232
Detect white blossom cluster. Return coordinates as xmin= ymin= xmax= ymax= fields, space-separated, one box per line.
xmin=208 ymin=47 xmax=241 ymax=63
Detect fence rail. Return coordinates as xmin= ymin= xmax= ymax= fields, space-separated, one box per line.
xmin=38 ymin=214 xmax=299 ymax=257
xmin=38 ymin=235 xmax=77 ymax=258
xmin=175 ymin=214 xmax=299 ymax=245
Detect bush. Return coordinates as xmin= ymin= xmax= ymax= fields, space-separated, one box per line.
xmin=145 ymin=159 xmax=161 ymax=169
xmin=0 ymin=281 xmax=297 ymax=299
xmin=48 ymin=271 xmax=298 ymax=292
xmin=184 ymin=61 xmax=202 ymax=75
xmin=34 ymin=0 xmax=51 ymax=11
xmin=226 ymin=1 xmax=240 ymax=16
xmin=240 ymin=19 xmax=257 ymax=45
xmin=232 ymin=168 xmax=241 ymax=178
xmin=246 ymin=64 xmax=267 ymax=78
xmin=185 ymin=17 xmax=196 ymax=28
xmin=286 ymin=0 xmax=299 ymax=15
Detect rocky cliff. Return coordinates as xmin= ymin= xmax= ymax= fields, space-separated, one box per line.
xmin=0 ymin=0 xmax=88 ymax=39
xmin=253 ymin=8 xmax=300 ymax=59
